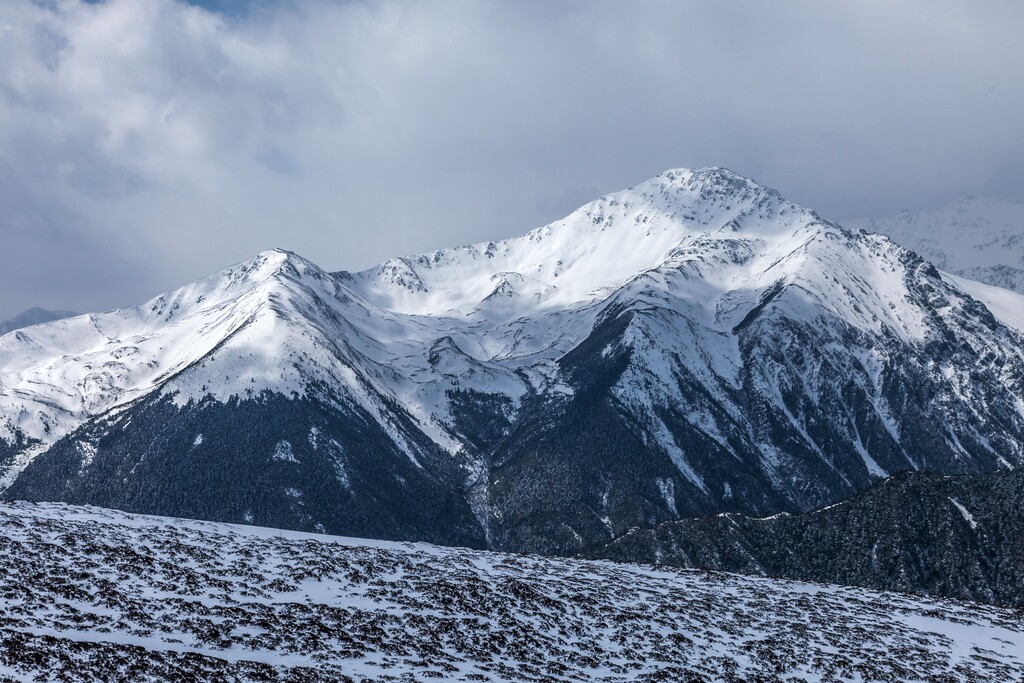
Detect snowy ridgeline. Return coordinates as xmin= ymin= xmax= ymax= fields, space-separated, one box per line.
xmin=0 ymin=501 xmax=1022 ymax=683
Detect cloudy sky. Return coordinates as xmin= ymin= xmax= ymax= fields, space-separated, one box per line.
xmin=1 ymin=0 xmax=1022 ymax=319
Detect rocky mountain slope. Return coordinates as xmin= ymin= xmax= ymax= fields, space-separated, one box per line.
xmin=1 ymin=501 xmax=1021 ymax=682
xmin=0 ymin=307 xmax=77 ymax=335
xmin=849 ymin=196 xmax=1024 ymax=293
xmin=2 ymin=168 xmax=1024 ymax=556
xmin=590 ymin=470 xmax=1024 ymax=606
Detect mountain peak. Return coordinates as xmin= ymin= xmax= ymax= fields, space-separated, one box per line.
xmin=211 ymin=248 xmax=329 ymax=296
xmin=347 ymin=168 xmax=809 ymax=317
xmin=635 ymin=167 xmax=784 ymax=208
xmin=248 ymin=247 xmax=309 ymax=273
xmin=659 ymin=166 xmax=750 ymax=183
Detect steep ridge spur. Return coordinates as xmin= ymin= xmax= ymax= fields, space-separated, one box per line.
xmin=589 ymin=470 xmax=1024 ymax=606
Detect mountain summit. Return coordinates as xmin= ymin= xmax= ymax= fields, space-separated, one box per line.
xmin=3 ymin=169 xmax=1024 ymax=553
xmin=346 ymin=167 xmax=795 ymax=316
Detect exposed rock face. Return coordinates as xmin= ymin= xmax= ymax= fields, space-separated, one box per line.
xmin=589 ymin=471 xmax=1024 ymax=606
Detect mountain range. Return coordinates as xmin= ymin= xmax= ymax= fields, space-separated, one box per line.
xmin=2 ymin=168 xmax=1023 ymax=562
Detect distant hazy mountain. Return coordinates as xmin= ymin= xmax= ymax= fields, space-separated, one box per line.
xmin=2 ymin=169 xmax=1024 ymax=559
xmin=849 ymin=196 xmax=1024 ymax=293
xmin=0 ymin=307 xmax=77 ymax=335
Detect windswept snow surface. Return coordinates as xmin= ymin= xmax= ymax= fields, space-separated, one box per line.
xmin=0 ymin=501 xmax=1021 ymax=682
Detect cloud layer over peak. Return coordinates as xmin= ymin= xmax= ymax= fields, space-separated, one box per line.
xmin=1 ymin=0 xmax=1022 ymax=318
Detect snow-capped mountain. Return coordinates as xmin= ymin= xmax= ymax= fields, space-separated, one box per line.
xmin=2 ymin=168 xmax=1024 ymax=555
xmin=2 ymin=500 xmax=1021 ymax=682
xmin=849 ymin=196 xmax=1024 ymax=293
xmin=0 ymin=307 xmax=77 ymax=335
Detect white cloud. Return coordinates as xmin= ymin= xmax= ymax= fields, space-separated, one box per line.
xmin=0 ymin=0 xmax=1022 ymax=317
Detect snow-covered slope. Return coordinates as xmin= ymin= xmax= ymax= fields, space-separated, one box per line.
xmin=849 ymin=196 xmax=1024 ymax=293
xmin=942 ymin=272 xmax=1024 ymax=334
xmin=0 ymin=250 xmax=500 ymax=545
xmin=2 ymin=168 xmax=1024 ymax=555
xmin=1 ymin=501 xmax=1021 ymax=683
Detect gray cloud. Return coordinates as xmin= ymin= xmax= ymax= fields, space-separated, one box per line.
xmin=1 ymin=0 xmax=1022 ymax=319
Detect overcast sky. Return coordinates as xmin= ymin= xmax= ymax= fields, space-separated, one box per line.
xmin=1 ymin=0 xmax=1022 ymax=319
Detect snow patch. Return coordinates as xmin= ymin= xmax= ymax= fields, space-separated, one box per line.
xmin=328 ymin=439 xmax=351 ymax=491
xmin=77 ymin=441 xmax=97 ymax=471
xmin=272 ymin=441 xmax=299 ymax=463
xmin=949 ymin=497 xmax=978 ymax=530
xmin=655 ymin=477 xmax=678 ymax=516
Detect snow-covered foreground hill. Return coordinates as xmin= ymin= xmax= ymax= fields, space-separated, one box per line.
xmin=3 ymin=168 xmax=1024 ymax=556
xmin=0 ymin=502 xmax=1022 ymax=683
xmin=849 ymin=196 xmax=1024 ymax=294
